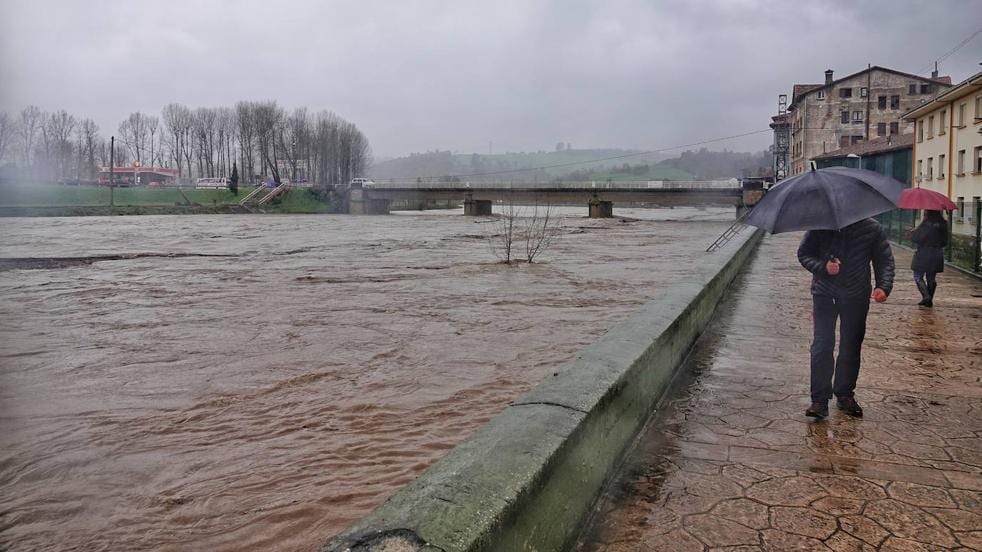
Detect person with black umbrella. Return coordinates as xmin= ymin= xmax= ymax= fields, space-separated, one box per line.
xmin=743 ymin=167 xmax=902 ymax=419
xmin=797 ymin=220 xmax=894 ymax=418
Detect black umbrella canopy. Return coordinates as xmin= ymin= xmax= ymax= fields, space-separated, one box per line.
xmin=744 ymin=167 xmax=904 ymax=234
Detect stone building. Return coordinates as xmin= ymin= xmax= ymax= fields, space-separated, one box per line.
xmin=784 ymin=66 xmax=952 ymax=176
xmin=903 ymin=71 xmax=982 ymax=236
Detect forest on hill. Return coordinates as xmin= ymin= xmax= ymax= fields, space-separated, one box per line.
xmin=369 ymin=147 xmax=770 ymax=182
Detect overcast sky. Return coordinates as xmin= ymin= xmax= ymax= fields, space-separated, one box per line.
xmin=1 ymin=0 xmax=979 ymax=159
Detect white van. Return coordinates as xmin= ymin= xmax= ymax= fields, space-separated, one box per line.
xmin=348 ymin=178 xmax=375 ymax=189
xmin=195 ymin=177 xmax=229 ymax=189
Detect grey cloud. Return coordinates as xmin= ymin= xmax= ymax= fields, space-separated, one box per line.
xmin=1 ymin=0 xmax=979 ymax=158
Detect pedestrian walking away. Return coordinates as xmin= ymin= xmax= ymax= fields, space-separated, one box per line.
xmin=797 ymin=218 xmax=895 ymax=419
xmin=910 ymin=210 xmax=948 ymax=308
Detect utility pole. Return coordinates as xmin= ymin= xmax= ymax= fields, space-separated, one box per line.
xmin=109 ymin=136 xmax=115 ymax=207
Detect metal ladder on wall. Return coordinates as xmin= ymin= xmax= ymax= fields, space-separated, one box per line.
xmin=705 ymin=208 xmax=752 ymax=253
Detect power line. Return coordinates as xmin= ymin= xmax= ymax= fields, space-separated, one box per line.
xmin=916 ymin=26 xmax=982 ymax=75
xmin=413 ymin=128 xmax=773 ymax=180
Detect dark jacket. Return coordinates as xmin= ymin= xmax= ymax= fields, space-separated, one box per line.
xmin=910 ymin=219 xmax=947 ymax=274
xmin=797 ymin=218 xmax=895 ymax=299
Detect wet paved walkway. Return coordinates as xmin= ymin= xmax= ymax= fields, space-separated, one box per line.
xmin=575 ymin=233 xmax=982 ymax=552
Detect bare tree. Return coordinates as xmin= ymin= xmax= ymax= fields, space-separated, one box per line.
xmin=162 ymin=103 xmax=193 ymax=179
xmin=0 ymin=112 xmax=14 ymax=165
xmin=280 ymin=107 xmax=311 ymax=182
xmin=488 ymin=201 xmax=562 ymax=264
xmin=45 ymin=110 xmax=77 ymax=180
xmin=235 ymin=101 xmax=257 ymax=182
xmin=118 ymin=112 xmax=150 ymax=166
xmin=253 ymin=101 xmax=284 ymax=184
xmin=75 ymin=119 xmax=100 ymax=181
xmin=18 ymin=106 xmax=43 ymax=170
xmin=216 ymin=107 xmax=235 ymax=177
xmin=193 ymin=107 xmax=218 ymax=177
xmin=523 ymin=200 xmax=562 ymax=263
xmin=489 ymin=201 xmax=519 ymax=263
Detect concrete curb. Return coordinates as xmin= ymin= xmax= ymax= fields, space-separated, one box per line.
xmin=323 ymin=228 xmax=764 ymax=552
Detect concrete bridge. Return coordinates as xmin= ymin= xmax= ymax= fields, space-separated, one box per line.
xmin=337 ymin=180 xmax=764 ymax=217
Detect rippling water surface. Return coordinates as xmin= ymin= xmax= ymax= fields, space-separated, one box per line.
xmin=0 ymin=208 xmax=733 ymax=551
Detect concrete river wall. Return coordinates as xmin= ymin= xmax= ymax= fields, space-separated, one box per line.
xmin=323 ymin=227 xmax=764 ymax=552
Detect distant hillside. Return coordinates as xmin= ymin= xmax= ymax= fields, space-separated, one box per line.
xmin=369 ymin=149 xmax=672 ymax=182
xmin=369 ymin=147 xmax=770 ymax=182
xmin=659 ymin=148 xmax=771 ymax=179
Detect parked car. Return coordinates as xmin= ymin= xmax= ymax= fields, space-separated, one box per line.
xmin=348 ymin=177 xmax=375 ymax=189
xmin=195 ymin=177 xmax=228 ymax=189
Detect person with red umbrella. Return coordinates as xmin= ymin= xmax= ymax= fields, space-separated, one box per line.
xmin=898 ymin=188 xmax=955 ymax=307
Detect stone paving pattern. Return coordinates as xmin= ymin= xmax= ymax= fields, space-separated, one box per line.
xmin=575 ymin=233 xmax=982 ymax=552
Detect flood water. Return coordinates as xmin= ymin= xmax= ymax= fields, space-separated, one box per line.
xmin=0 ymin=208 xmax=734 ymax=551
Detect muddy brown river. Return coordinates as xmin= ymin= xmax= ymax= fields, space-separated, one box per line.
xmin=0 ymin=209 xmax=734 ymax=551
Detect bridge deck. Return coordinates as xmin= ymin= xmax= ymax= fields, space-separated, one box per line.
xmin=351 ymin=181 xmax=745 ymax=206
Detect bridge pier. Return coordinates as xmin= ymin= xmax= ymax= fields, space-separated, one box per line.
xmin=464 ymin=199 xmax=493 ymax=216
xmin=588 ymin=200 xmax=613 ymax=218
xmin=348 ymin=189 xmax=390 ymax=215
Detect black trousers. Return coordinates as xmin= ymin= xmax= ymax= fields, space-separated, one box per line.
xmin=810 ymin=294 xmax=870 ymax=402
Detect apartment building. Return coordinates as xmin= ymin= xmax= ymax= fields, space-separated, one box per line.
xmin=904 ymin=71 xmax=982 ymax=236
xmin=784 ymin=66 xmax=952 ymax=176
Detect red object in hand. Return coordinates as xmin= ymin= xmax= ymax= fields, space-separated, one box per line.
xmin=826 ymin=259 xmax=841 ymax=276
xmin=872 ymin=288 xmax=888 ymax=303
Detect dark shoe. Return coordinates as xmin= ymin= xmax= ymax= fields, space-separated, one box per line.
xmin=916 ymin=280 xmax=931 ymax=306
xmin=837 ymin=397 xmax=864 ymax=417
xmin=927 ymin=282 xmax=937 ymax=307
xmin=806 ymin=402 xmax=829 ymax=419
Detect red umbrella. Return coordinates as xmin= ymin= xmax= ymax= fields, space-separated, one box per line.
xmin=897 ymin=187 xmax=957 ymax=211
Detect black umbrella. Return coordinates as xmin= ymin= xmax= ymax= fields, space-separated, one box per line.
xmin=744 ymin=166 xmax=904 ymax=233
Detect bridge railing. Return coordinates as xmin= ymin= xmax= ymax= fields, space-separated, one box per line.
xmin=363 ymin=179 xmax=741 ymax=190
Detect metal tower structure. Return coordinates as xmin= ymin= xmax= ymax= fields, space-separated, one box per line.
xmin=770 ymin=94 xmax=790 ymax=182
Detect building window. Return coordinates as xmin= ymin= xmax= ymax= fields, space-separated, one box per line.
xmin=918 ymin=120 xmax=924 ymax=142
xmin=927 ymin=115 xmax=934 ymax=138
xmin=957 ymin=149 xmax=965 ymax=175
xmin=970 ymin=197 xmax=980 ymax=222
xmin=920 ymin=83 xmax=931 ymax=94
xmin=890 ymin=95 xmax=900 ymax=109
xmin=840 ymin=135 xmax=849 ymax=148
xmin=917 ymin=160 xmax=923 ymax=180
xmin=958 ymin=103 xmax=966 ymax=127
xmin=877 ymin=123 xmax=886 ymax=136
xmin=860 ymin=87 xmax=868 ymax=98
xmin=841 ymin=111 xmax=849 ymax=124
xmin=939 ymin=110 xmax=946 ymax=135
xmin=909 ymin=84 xmax=918 ymax=95
xmin=975 ymin=146 xmax=982 ymax=174
xmin=817 ymin=90 xmax=825 ymax=100
xmin=852 ymin=111 xmax=863 ymax=122
xmin=877 ymin=96 xmax=887 ymax=109
xmin=976 ymin=95 xmax=982 ymax=119
xmin=890 ymin=122 xmax=899 ymax=135
xmin=957 ymin=197 xmax=965 ymax=221
xmin=851 ymin=135 xmax=863 ymax=145
xmin=839 ymin=88 xmax=852 ymax=98
xmin=939 ymin=154 xmax=945 ymax=179
xmin=927 ymin=157 xmax=933 ymax=179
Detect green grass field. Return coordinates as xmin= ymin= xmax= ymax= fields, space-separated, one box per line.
xmin=0 ymin=184 xmax=259 ymax=207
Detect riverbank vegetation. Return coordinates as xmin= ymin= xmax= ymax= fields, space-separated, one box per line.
xmin=0 ymin=183 xmax=336 ymax=216
xmin=0 ymin=102 xmax=371 ymax=189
